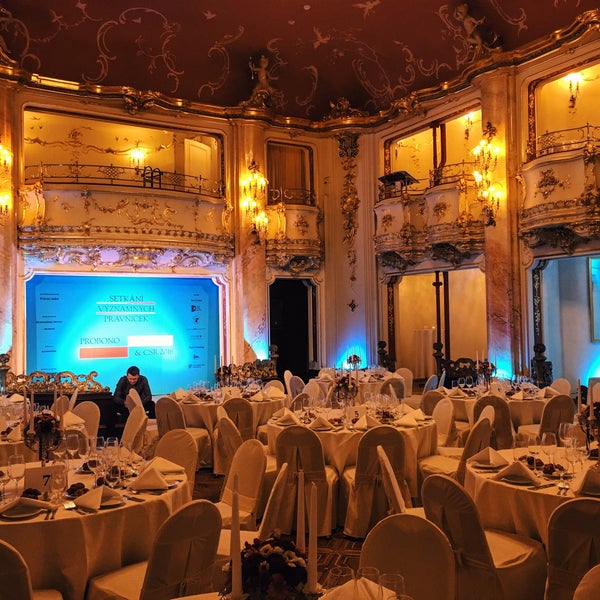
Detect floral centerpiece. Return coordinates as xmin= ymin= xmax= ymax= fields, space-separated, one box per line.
xmin=332 ymin=372 xmax=358 ymax=403
xmin=577 ymin=401 xmax=600 ymax=468
xmin=221 ymin=534 xmax=308 ymax=600
xmin=23 ymin=409 xmax=62 ymax=465
xmin=476 ymin=359 xmax=496 ymax=389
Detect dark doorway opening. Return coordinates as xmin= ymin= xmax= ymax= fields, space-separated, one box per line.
xmin=269 ymin=279 xmax=313 ymax=381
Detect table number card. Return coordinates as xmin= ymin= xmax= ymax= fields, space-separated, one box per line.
xmin=24 ymin=464 xmax=59 ymax=494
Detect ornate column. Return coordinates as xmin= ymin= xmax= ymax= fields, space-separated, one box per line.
xmin=477 ymin=69 xmax=523 ymax=376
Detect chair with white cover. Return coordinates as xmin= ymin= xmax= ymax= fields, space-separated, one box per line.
xmin=290 ymin=393 xmax=310 ymax=413
xmin=431 ymin=397 xmax=458 ymax=447
xmin=214 ymin=439 xmax=266 ymax=530
xmin=395 ymin=367 xmax=414 ymax=396
xmin=421 ymin=474 xmax=547 ymax=600
xmin=213 ymin=415 xmax=243 ymax=477
xmin=283 ymin=370 xmax=294 ymax=396
xmin=376 ymin=445 xmax=425 ymax=518
xmin=341 ymin=425 xmax=411 ymax=538
xmin=72 ymin=400 xmax=101 ymax=440
xmin=380 ymin=377 xmax=404 ymax=401
xmin=67 ymin=389 xmax=78 ymax=411
xmin=421 ymin=389 xmax=444 ymax=416
xmin=0 ymin=539 xmax=63 ymax=600
xmin=222 ymin=397 xmax=255 ymax=441
xmin=546 ymin=498 xmax=600 ymax=600
xmin=517 ymin=394 xmax=575 ymax=443
xmin=216 ymin=462 xmax=290 ymax=564
xmin=359 ymin=513 xmax=455 ymax=600
xmin=87 ymin=499 xmax=221 ymax=600
xmin=302 ymin=380 xmax=325 ymax=405
xmin=438 ymin=369 xmax=447 ymax=388
xmin=423 ymin=373 xmax=439 ymax=392
xmin=120 ymin=405 xmax=148 ymax=454
xmin=125 ymin=388 xmax=143 ymax=412
xmin=418 ymin=416 xmax=492 ymax=486
xmin=155 ymin=396 xmax=212 ymax=467
xmin=154 ymin=429 xmax=198 ymax=498
xmin=551 ymin=377 xmax=571 ymax=396
xmin=51 ymin=395 xmax=70 ymax=417
xmin=275 ymin=425 xmax=339 ymax=537
xmin=288 ymin=375 xmax=306 ymax=398
xmin=264 ymin=379 xmax=285 ymax=393
xmin=574 ymin=564 xmax=600 ymax=600
xmin=473 ymin=395 xmax=514 ymax=450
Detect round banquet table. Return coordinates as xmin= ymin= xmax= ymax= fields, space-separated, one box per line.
xmin=464 ymin=448 xmax=590 ymax=546
xmin=0 ymin=439 xmax=38 ymax=463
xmin=266 ymin=419 xmax=437 ymax=499
xmin=181 ymin=397 xmax=284 ymax=432
xmin=0 ymin=460 xmax=190 ymax=600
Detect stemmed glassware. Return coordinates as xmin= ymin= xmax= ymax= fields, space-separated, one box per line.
xmin=49 ymin=459 xmax=68 ymax=511
xmin=8 ymin=454 xmax=26 ymax=498
xmin=323 ymin=566 xmax=355 ymax=597
xmin=0 ymin=456 xmax=10 ymax=500
xmin=380 ymin=573 xmax=407 ymax=600
xmin=528 ymin=435 xmax=542 ymax=475
xmin=66 ymin=433 xmax=82 ymax=465
xmin=541 ymin=432 xmax=557 ymax=467
xmin=87 ymin=437 xmax=105 ymax=486
xmin=356 ymin=567 xmax=382 ymax=600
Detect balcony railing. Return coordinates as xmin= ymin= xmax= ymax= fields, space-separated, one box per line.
xmin=24 ymin=162 xmax=225 ymax=198
xmin=268 ymin=186 xmax=315 ymax=206
xmin=535 ymin=122 xmax=600 ymax=158
xmin=429 ymin=161 xmax=476 ymax=188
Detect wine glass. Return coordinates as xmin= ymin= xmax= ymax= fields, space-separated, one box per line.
xmin=323 ymin=566 xmax=355 ymax=596
xmin=52 ymin=433 xmax=68 ymax=461
xmin=457 ymin=377 xmax=466 ymax=389
xmin=49 ymin=459 xmax=68 ymax=510
xmin=465 ymin=376 xmax=474 ymax=389
xmin=380 ymin=573 xmax=407 ymax=600
xmin=356 ymin=567 xmax=382 ymax=600
xmin=8 ymin=454 xmax=26 ymax=498
xmin=528 ymin=435 xmax=542 ymax=475
xmin=541 ymin=432 xmax=557 ymax=467
xmin=0 ymin=456 xmax=10 ymax=500
xmin=66 ymin=433 xmax=82 ymax=462
xmin=512 ymin=439 xmax=528 ymax=463
xmin=558 ymin=422 xmax=574 ymax=447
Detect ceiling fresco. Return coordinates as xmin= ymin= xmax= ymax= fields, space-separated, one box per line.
xmin=0 ymin=1 xmax=598 ymax=121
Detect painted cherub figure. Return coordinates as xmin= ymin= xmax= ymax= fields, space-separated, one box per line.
xmin=245 ymin=54 xmax=276 ymax=108
xmin=454 ymin=3 xmax=502 ymax=57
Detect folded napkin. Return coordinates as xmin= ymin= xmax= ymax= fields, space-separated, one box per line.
xmin=277 ymin=411 xmax=301 ymax=426
xmin=144 ymin=456 xmax=185 ymax=474
xmin=538 ymin=386 xmax=559 ymax=399
xmin=250 ymin=390 xmax=267 ymax=402
xmin=7 ymin=424 xmax=22 ymax=441
xmin=448 ymin=387 xmax=468 ymax=398
xmin=394 ymin=414 xmax=418 ymax=428
xmin=129 ymin=467 xmax=169 ymax=491
xmin=265 ymin=387 xmax=285 ymax=399
xmin=309 ymin=416 xmax=334 ymax=431
xmin=408 ymin=408 xmax=427 ymax=422
xmin=573 ymin=469 xmax=600 ymax=497
xmin=171 ymin=388 xmax=188 ymax=400
xmin=324 ymin=577 xmax=381 ymax=600
xmin=74 ymin=485 xmax=122 ymax=511
xmin=468 ymin=447 xmax=509 ymax=468
xmin=0 ymin=496 xmax=53 ymax=513
xmin=272 ymin=406 xmax=287 ymax=419
xmin=511 ymin=390 xmax=525 ymax=400
xmin=354 ymin=414 xmax=381 ymax=430
xmin=62 ymin=411 xmax=85 ymax=427
xmin=493 ymin=460 xmax=542 ymax=486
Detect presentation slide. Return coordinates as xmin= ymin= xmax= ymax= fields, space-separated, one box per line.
xmin=26 ymin=274 xmax=220 ymax=395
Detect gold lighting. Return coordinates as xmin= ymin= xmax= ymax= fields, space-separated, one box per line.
xmin=463 ymin=112 xmax=475 ymax=140
xmin=240 ymin=159 xmax=268 ymax=243
xmin=129 ymin=144 xmax=146 ymax=173
xmin=564 ymin=72 xmax=583 ymax=111
xmin=0 ymin=192 xmax=10 ymax=220
xmin=472 ymin=122 xmax=502 ymax=227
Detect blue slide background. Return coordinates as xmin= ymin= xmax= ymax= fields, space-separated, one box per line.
xmin=26 ymin=274 xmax=220 ymax=395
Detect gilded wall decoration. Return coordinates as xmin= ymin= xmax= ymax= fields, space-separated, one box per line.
xmin=534 ymin=168 xmax=569 ymax=199
xmin=294 ymin=214 xmax=309 ymax=236
xmin=336 ymin=133 xmax=359 ymax=283
xmin=381 ymin=212 xmax=393 ymax=232
xmin=433 ymin=201 xmax=448 ymax=218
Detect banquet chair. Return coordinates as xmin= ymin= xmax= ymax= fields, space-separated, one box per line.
xmin=418 ymin=416 xmax=492 ymax=485
xmin=71 ymin=400 xmax=101 ymax=441
xmin=289 ymin=375 xmax=306 ymax=398
xmin=395 ymin=367 xmax=414 ymax=396
xmin=421 ymin=389 xmax=444 ymax=415
xmin=216 ymin=462 xmax=290 ymax=565
xmin=154 ymin=429 xmax=198 ymax=498
xmin=155 ymin=396 xmax=213 ymax=467
xmin=380 ymin=377 xmax=405 ymax=401
xmin=87 ymin=499 xmax=221 ymax=600
xmin=546 ymin=498 xmax=600 ymax=600
xmin=422 ymin=474 xmax=547 ymax=600
xmin=574 ymin=564 xmax=600 ymax=600
xmin=341 ymin=425 xmax=411 ymax=538
xmin=215 ymin=439 xmax=266 ymax=530
xmin=302 ymin=380 xmax=325 ymax=405
xmin=473 ymin=395 xmax=514 ymax=450
xmin=0 ymin=539 xmax=64 ymax=600
xmin=438 ymin=369 xmax=447 ymax=388
xmin=360 ymin=513 xmax=455 ymax=600
xmin=431 ymin=397 xmax=458 ymax=447
xmin=213 ymin=415 xmax=243 ymax=477
xmin=517 ymin=393 xmax=575 ymax=444
xmin=67 ymin=388 xmax=78 ymax=411
xmin=283 ymin=369 xmax=294 ymax=396
xmin=290 ymin=392 xmax=310 ymax=413
xmin=223 ymin=397 xmax=255 ymax=441
xmin=125 ymin=388 xmax=143 ymax=411
xmin=275 ymin=425 xmax=339 ymax=536
xmin=120 ymin=405 xmax=148 ymax=454
xmin=423 ymin=373 xmax=438 ymax=392
xmin=51 ymin=395 xmax=70 ymax=417
xmin=263 ymin=379 xmax=285 ymax=393
xmin=551 ymin=377 xmax=572 ymax=396
xmin=376 ymin=445 xmax=425 ymax=518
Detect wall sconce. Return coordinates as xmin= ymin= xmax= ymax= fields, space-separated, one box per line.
xmin=472 ymin=122 xmax=502 ymax=227
xmin=241 ymin=159 xmax=269 ymax=244
xmin=129 ymin=145 xmax=146 ymax=174
xmin=0 ymin=192 xmax=10 ymax=221
xmin=564 ymin=72 xmax=582 ymax=111
xmin=0 ymin=139 xmax=12 ymax=177
xmin=463 ymin=112 xmax=475 ymax=140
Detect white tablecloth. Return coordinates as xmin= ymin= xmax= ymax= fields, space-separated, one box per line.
xmin=0 ymin=460 xmax=190 ymax=600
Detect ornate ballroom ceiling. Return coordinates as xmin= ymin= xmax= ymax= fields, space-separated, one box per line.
xmin=0 ymin=1 xmax=598 ymax=121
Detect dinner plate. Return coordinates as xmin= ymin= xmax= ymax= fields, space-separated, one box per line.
xmin=470 ymin=462 xmax=502 ymax=470
xmin=0 ymin=505 xmax=44 ymax=520
xmin=582 ymin=489 xmax=600 ymax=497
xmin=310 ymin=426 xmax=333 ymax=432
xmin=500 ymin=474 xmax=536 ymax=486
xmin=100 ymin=497 xmax=126 ymax=509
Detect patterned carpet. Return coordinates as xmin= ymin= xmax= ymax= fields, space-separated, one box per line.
xmin=193 ymin=468 xmax=362 ymax=584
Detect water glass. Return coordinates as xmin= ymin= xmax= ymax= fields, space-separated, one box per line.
xmin=380 ymin=573 xmax=406 ymax=599
xmin=8 ymin=454 xmax=26 ymax=498
xmin=324 ymin=566 xmax=355 ymax=595
xmin=356 ymin=567 xmax=382 ymax=600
